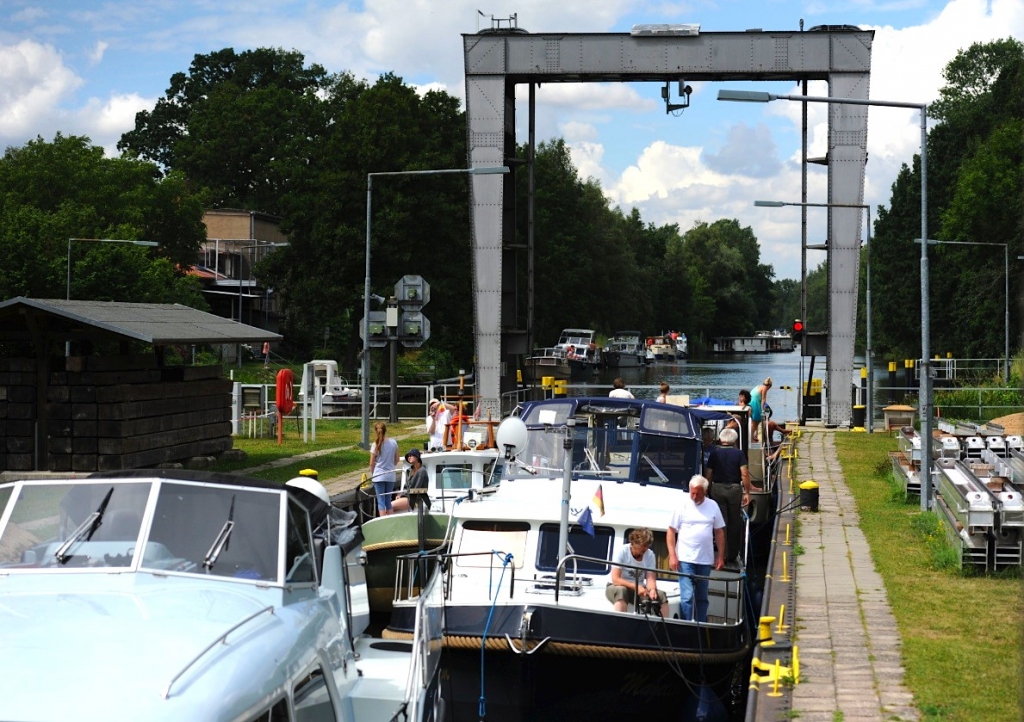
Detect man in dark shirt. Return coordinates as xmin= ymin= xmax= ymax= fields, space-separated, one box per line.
xmin=705 ymin=427 xmax=752 ymax=564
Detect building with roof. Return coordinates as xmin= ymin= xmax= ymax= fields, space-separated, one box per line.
xmin=0 ymin=297 xmax=280 ymax=473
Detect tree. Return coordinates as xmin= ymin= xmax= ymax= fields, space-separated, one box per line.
xmin=118 ymin=48 xmax=331 ymax=213
xmin=0 ymin=134 xmax=207 ymax=305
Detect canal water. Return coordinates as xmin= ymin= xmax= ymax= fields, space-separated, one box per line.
xmin=578 ymin=351 xmax=814 ymax=424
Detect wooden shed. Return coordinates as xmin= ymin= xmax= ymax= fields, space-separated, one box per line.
xmin=0 ymin=297 xmax=281 ymax=472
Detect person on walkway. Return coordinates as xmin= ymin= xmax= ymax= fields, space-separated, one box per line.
xmin=609 ymin=378 xmax=634 ymax=399
xmin=656 ymin=382 xmax=670 ymax=404
xmin=426 ymin=398 xmax=451 ymax=451
xmin=368 ymin=421 xmax=399 ymax=516
xmin=666 ymin=475 xmax=726 ymax=622
xmin=705 ymin=427 xmax=753 ymax=564
xmin=606 ymin=527 xmax=669 ymax=617
xmin=392 ymin=448 xmax=430 ymax=513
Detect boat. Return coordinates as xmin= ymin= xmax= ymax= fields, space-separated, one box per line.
xmin=711 ymin=330 xmax=794 ymax=353
xmin=644 ymin=334 xmax=676 ymax=361
xmin=674 ymin=331 xmax=689 ymax=359
xmin=385 ymin=396 xmax=781 ymax=719
xmin=361 ymin=437 xmax=503 ymax=612
xmin=0 ymin=469 xmax=444 ymax=721
xmin=300 ymin=359 xmax=360 ymax=416
xmin=522 ymin=328 xmax=600 ymax=382
xmin=603 ymin=330 xmax=645 ymax=368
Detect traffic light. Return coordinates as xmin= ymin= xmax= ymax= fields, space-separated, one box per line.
xmin=792 ymin=319 xmax=805 ymax=343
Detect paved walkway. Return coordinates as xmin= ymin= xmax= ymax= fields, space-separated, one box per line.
xmin=791 ymin=429 xmax=918 ymax=721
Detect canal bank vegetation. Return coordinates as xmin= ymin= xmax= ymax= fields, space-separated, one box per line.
xmin=210 ymin=418 xmax=425 ymax=484
xmin=833 ymin=433 xmax=1022 ymax=722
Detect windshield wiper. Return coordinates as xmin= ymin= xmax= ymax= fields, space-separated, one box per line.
xmin=55 ymin=486 xmax=114 ymax=564
xmin=641 ymin=455 xmax=670 ymax=483
xmin=203 ymin=495 xmax=235 ymax=571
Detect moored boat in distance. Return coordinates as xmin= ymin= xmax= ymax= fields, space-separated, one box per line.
xmin=712 ymin=330 xmax=794 ymax=353
xmin=644 ymin=334 xmax=675 ymax=362
xmin=603 ymin=330 xmax=645 ymax=368
xmin=385 ymin=396 xmax=781 ymax=720
xmin=522 ymin=328 xmax=600 ymax=382
xmin=0 ymin=469 xmax=444 ymax=722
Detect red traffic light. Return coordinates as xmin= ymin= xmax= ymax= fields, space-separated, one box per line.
xmin=792 ymin=319 xmax=805 ymax=334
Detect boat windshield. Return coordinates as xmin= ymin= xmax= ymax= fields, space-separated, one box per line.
xmin=0 ymin=480 xmax=153 ymax=570
xmin=506 ymin=403 xmax=701 ymax=488
xmin=0 ymin=479 xmax=284 ymax=582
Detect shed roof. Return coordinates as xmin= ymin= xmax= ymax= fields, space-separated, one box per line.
xmin=0 ymin=297 xmax=282 ymax=345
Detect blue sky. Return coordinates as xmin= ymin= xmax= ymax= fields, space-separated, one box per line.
xmin=1 ymin=0 xmax=1021 ymax=280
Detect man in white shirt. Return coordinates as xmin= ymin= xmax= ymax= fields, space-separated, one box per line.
xmin=426 ymin=398 xmax=451 ymax=451
xmin=608 ymin=377 xmax=634 ymax=399
xmin=666 ymin=475 xmax=726 ymax=622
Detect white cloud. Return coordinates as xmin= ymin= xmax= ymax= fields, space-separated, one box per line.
xmin=0 ymin=40 xmax=82 ymax=138
xmin=76 ymin=92 xmax=156 ymax=156
xmin=88 ymin=40 xmax=108 ymax=65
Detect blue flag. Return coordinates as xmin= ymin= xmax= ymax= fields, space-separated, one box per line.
xmin=577 ymin=507 xmax=595 ymax=537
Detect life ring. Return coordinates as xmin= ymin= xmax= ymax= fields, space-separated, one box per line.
xmin=276 ymin=368 xmax=295 ymax=415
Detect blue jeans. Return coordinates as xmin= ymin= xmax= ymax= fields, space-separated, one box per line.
xmin=374 ymin=479 xmax=395 ymax=512
xmin=678 ymin=562 xmax=711 ymax=622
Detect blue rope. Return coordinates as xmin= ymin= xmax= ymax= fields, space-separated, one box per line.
xmin=479 ymin=551 xmax=513 ymax=718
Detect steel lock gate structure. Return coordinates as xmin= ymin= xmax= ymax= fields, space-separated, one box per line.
xmin=462 ymin=24 xmax=874 ymax=425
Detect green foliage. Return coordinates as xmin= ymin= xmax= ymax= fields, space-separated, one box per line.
xmin=870 ymin=39 xmax=1023 ymax=360
xmin=0 ymin=134 xmax=207 ymax=304
xmin=933 ymin=385 xmax=1023 ymax=422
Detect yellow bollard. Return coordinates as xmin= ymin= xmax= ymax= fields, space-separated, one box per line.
xmin=758 ymin=617 xmax=776 ymax=647
xmin=776 ymin=604 xmax=788 ymax=632
xmin=783 ymin=523 xmax=791 ymax=546
xmin=767 ymin=659 xmax=783 ymax=697
xmin=780 ymin=552 xmax=791 ymax=582
xmin=792 ymin=645 xmax=800 ymax=682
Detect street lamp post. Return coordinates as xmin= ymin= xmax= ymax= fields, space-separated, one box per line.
xmin=720 ymin=89 xmax=931 ymax=510
xmin=918 ymin=240 xmax=1010 ymax=382
xmin=67 ymin=238 xmax=160 ymax=300
xmin=755 ymin=200 xmax=874 ymax=432
xmin=361 ymin=165 xmax=510 ymax=450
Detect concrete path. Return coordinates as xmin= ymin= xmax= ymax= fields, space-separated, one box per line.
xmin=791 ymin=429 xmax=918 ymax=721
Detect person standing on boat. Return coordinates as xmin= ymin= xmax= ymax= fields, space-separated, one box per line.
xmin=609 ymin=378 xmax=634 ymax=399
xmin=426 ymin=398 xmax=451 ymax=451
xmin=369 ymin=421 xmax=399 ymax=516
xmin=666 ymin=476 xmax=726 ymax=622
xmin=656 ymin=382 xmax=670 ymax=403
xmin=606 ymin=527 xmax=669 ymax=617
xmin=750 ymin=378 xmax=790 ymax=443
xmin=705 ymin=427 xmax=753 ymax=565
xmin=392 ymin=448 xmax=430 ymax=513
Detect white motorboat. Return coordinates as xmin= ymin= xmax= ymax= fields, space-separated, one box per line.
xmin=0 ymin=470 xmax=443 ymax=722
xmin=385 ymin=397 xmax=781 ymax=719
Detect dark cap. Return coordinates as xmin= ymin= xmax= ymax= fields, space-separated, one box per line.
xmin=405 ymin=448 xmax=421 ymax=462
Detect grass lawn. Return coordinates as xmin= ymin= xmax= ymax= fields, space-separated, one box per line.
xmin=212 ymin=418 xmax=427 ymax=484
xmin=833 ymin=433 xmax=1023 ymax=722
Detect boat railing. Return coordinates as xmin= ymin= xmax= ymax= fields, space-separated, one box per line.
xmin=394 ymin=549 xmax=518 ymax=604
xmin=554 ymin=553 xmax=747 ymax=626
xmin=402 ymin=565 xmax=445 ymax=719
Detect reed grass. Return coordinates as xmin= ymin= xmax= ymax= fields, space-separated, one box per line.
xmin=833 ymin=433 xmax=1023 ymax=722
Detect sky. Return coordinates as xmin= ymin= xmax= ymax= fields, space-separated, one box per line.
xmin=1 ymin=0 xmax=1021 ymax=281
